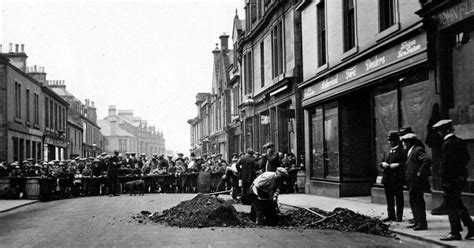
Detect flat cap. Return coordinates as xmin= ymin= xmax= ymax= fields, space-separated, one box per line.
xmin=433 ymin=119 xmax=453 ymax=129
xmin=276 ymin=167 xmax=288 ymax=176
xmin=400 ymin=133 xmax=417 ymax=140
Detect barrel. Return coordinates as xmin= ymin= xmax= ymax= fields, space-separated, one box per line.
xmin=197 ymin=172 xmax=212 ymax=193
xmin=25 ymin=178 xmax=40 ymax=200
xmin=296 ymin=170 xmax=305 ymax=193
xmin=0 ymin=177 xmax=10 ymax=197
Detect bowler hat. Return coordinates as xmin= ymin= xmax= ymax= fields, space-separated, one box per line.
xmin=387 ymin=131 xmax=399 ymax=141
xmin=398 ymin=127 xmax=413 ymax=137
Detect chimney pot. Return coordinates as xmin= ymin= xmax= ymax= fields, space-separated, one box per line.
xmin=15 ymin=44 xmax=19 ymax=53
xmin=21 ymin=44 xmax=24 ymax=53
xmin=9 ymin=43 xmax=13 ymax=53
xmin=0 ymin=44 xmax=2 ymax=53
xmin=34 ymin=65 xmax=37 ymax=72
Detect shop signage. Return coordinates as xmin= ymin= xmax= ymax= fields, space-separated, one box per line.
xmin=436 ymin=0 xmax=474 ymax=29
xmin=303 ymin=32 xmax=426 ymax=100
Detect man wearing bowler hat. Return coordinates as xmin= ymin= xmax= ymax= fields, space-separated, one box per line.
xmin=401 ymin=133 xmax=431 ymax=231
xmin=380 ymin=131 xmax=406 ymax=222
xmin=433 ymin=119 xmax=473 ymax=241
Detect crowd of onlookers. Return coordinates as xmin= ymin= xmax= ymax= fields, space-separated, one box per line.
xmin=0 ymin=144 xmax=304 ymax=200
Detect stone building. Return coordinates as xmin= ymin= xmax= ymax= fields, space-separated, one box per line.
xmin=298 ymin=0 xmax=432 ymax=198
xmin=100 ymin=105 xmax=165 ymax=157
xmin=239 ymin=0 xmax=303 ymax=156
xmin=47 ymin=81 xmax=103 ymax=158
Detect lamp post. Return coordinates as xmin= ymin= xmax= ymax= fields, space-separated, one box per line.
xmin=92 ymin=143 xmax=97 ymax=157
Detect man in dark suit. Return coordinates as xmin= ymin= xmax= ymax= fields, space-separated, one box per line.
xmin=380 ymin=131 xmax=406 ymax=222
xmin=434 ymin=119 xmax=473 ymax=241
xmin=237 ymin=148 xmax=257 ymax=196
xmin=263 ymin=142 xmax=280 ymax=172
xmin=401 ymin=133 xmax=431 ymax=231
xmin=107 ymin=151 xmax=121 ymax=196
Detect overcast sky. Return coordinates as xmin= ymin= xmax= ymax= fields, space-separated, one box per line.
xmin=1 ymin=0 xmax=244 ymax=154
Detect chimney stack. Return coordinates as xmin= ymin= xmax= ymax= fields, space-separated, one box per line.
xmin=108 ymin=105 xmax=117 ymax=117
xmin=219 ymin=32 xmax=229 ymax=52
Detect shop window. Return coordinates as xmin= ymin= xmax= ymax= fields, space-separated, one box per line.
xmin=260 ymin=111 xmax=271 ymax=146
xmin=450 ymin=29 xmax=474 ymax=178
xmin=310 ymin=101 xmax=340 ymax=179
xmin=13 ymin=137 xmax=19 ymax=162
xmin=373 ymin=71 xmax=433 ymax=182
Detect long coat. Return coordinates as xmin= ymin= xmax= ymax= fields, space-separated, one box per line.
xmin=440 ymin=135 xmax=471 ymax=189
xmin=405 ymin=145 xmax=431 ymax=192
xmin=237 ymin=155 xmax=257 ymax=183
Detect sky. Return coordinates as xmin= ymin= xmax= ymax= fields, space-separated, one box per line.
xmin=0 ymin=0 xmax=244 ymax=154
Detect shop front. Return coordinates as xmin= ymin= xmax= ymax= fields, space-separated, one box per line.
xmin=417 ymin=0 xmax=474 ymax=211
xmin=251 ymin=82 xmax=298 ymax=155
xmin=301 ymin=28 xmax=435 ymax=197
xmin=43 ymin=135 xmax=67 ymax=162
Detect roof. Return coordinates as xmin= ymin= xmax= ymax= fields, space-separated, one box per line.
xmin=97 ymin=119 xmax=135 ymax=138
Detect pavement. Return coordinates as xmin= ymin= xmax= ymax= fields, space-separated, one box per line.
xmin=1 ymin=194 xmax=473 ymax=247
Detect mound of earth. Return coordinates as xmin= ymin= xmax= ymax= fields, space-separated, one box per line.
xmin=134 ymin=196 xmax=391 ymax=237
xmin=143 ymin=194 xmax=241 ymax=228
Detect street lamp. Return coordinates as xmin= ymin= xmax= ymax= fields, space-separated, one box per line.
xmin=92 ymin=143 xmax=97 ymax=157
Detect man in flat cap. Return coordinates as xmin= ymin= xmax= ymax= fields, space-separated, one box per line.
xmin=380 ymin=131 xmax=406 ymax=222
xmin=250 ymin=167 xmax=288 ymax=226
xmin=401 ymin=133 xmax=431 ymax=231
xmin=433 ymin=120 xmax=473 ymax=241
xmin=262 ymin=142 xmax=280 ymax=172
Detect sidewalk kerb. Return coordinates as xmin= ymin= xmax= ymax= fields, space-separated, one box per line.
xmin=0 ymin=200 xmax=39 ymax=213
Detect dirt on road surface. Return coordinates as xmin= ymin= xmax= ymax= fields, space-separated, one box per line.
xmin=0 ymin=194 xmax=427 ymax=247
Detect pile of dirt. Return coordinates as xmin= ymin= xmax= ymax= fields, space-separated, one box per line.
xmin=138 ymin=194 xmax=242 ymax=228
xmin=278 ymin=207 xmax=392 ymax=236
xmin=133 ymin=196 xmax=391 ymax=237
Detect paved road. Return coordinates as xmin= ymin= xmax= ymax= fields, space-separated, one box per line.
xmin=0 ymin=194 xmax=430 ymax=247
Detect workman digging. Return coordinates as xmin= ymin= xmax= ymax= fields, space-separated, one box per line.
xmin=249 ymin=167 xmax=288 ymax=226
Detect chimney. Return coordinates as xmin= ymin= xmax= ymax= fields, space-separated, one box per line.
xmin=0 ymin=44 xmax=2 ymax=53
xmin=108 ymin=105 xmax=117 ymax=117
xmin=28 ymin=66 xmax=47 ymax=84
xmin=21 ymin=44 xmax=24 ymax=53
xmin=219 ymin=32 xmax=229 ymax=52
xmin=4 ymin=42 xmax=28 ymax=71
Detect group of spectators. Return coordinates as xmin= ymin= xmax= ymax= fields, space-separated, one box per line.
xmin=0 ymin=144 xmax=303 ymax=200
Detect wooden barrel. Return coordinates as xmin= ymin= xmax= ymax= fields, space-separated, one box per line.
xmin=197 ymin=172 xmax=212 ymax=193
xmin=0 ymin=177 xmax=10 ymax=197
xmin=25 ymin=178 xmax=40 ymax=200
xmin=296 ymin=171 xmax=305 ymax=193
